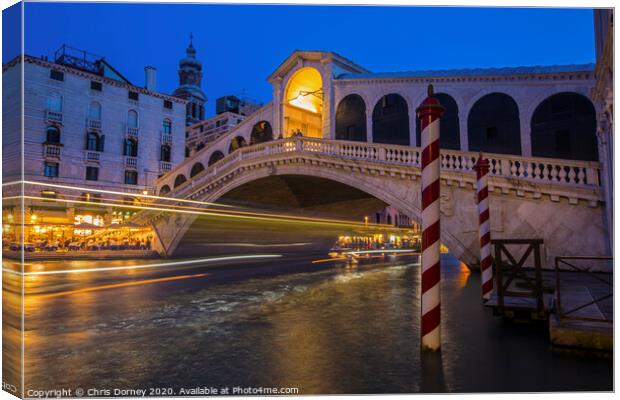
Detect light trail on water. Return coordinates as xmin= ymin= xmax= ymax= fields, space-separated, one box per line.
xmin=2 ymin=254 xmax=283 ymax=276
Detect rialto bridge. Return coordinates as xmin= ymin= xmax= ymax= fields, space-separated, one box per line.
xmin=146 ymin=50 xmax=611 ymax=266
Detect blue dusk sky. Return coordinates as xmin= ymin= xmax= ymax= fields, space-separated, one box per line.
xmin=4 ymin=3 xmax=595 ymax=117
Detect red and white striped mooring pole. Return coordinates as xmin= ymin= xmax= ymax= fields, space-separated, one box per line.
xmin=473 ymin=154 xmax=493 ymax=300
xmin=416 ymin=85 xmax=444 ymax=351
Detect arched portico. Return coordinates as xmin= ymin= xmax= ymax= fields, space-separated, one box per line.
xmin=282 ymin=67 xmax=323 ymax=138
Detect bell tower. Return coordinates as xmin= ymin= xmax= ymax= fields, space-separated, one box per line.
xmin=173 ymin=34 xmax=207 ymax=126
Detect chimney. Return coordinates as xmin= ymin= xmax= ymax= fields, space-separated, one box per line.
xmin=144 ymin=66 xmax=157 ymax=91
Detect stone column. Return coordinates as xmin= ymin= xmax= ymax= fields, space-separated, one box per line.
xmin=519 ymin=110 xmax=532 ymax=156
xmin=366 ymin=107 xmax=374 ymax=143
xmin=459 ymin=115 xmax=469 ymax=152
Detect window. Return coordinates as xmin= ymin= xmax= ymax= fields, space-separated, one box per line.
xmin=90 ymin=81 xmax=102 ymax=91
xmin=185 ymin=147 xmax=190 ymax=158
xmin=160 ymin=145 xmax=171 ymax=162
xmin=86 ymin=132 xmax=104 ymax=152
xmin=128 ymin=91 xmax=139 ymax=101
xmin=124 ymin=170 xmax=138 ymax=185
xmin=50 ymin=70 xmax=64 ymax=81
xmin=85 ymin=166 xmax=99 ymax=181
xmin=162 ymin=119 xmax=172 ymax=134
xmin=89 ymin=102 xmax=102 ymax=120
xmin=46 ymin=126 xmax=61 ymax=143
xmin=44 ymin=162 xmax=59 ymax=177
xmin=124 ymin=138 xmax=138 ymax=157
xmin=127 ymin=110 xmax=138 ymax=128
xmin=164 ymin=100 xmax=173 ymax=109
xmin=47 ymin=93 xmax=62 ymax=112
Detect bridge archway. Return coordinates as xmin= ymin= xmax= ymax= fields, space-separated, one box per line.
xmin=208 ymin=150 xmax=225 ymax=166
xmin=531 ymin=92 xmax=598 ymax=161
xmin=416 ymin=93 xmax=460 ymax=150
xmin=468 ymin=93 xmax=521 ymax=155
xmin=335 ymin=94 xmax=367 ymax=142
xmin=173 ymin=174 xmax=187 ymax=188
xmin=283 ymin=67 xmax=323 ymax=138
xmin=159 ymin=185 xmax=171 ymax=196
xmin=250 ymin=121 xmax=273 ymax=145
xmin=372 ymin=94 xmax=410 ymax=145
xmin=228 ymin=136 xmax=247 ymax=154
xmin=190 ymin=162 xmax=205 ymax=178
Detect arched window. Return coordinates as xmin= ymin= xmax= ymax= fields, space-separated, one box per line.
xmin=208 ymin=151 xmax=225 ymax=166
xmin=89 ymin=101 xmax=101 ymax=120
xmin=46 ymin=126 xmax=61 ymax=143
xmin=531 ymin=92 xmax=598 ymax=161
xmin=416 ymin=93 xmax=460 ymax=150
xmin=174 ymin=174 xmax=187 ymax=188
xmin=372 ymin=94 xmax=410 ymax=145
xmin=162 ymin=119 xmax=172 ymax=134
xmin=336 ymin=94 xmax=367 ymax=142
xmin=86 ymin=132 xmax=104 ymax=151
xmin=228 ymin=136 xmax=247 ymax=153
xmin=190 ymin=162 xmax=205 ymax=177
xmin=47 ymin=93 xmax=62 ymax=112
xmin=160 ymin=144 xmax=171 ymax=162
xmin=468 ymin=93 xmax=521 ymax=155
xmin=159 ymin=185 xmax=171 ymax=196
xmin=124 ymin=138 xmax=138 ymax=157
xmin=127 ymin=110 xmax=138 ymax=128
xmin=250 ymin=121 xmax=273 ymax=145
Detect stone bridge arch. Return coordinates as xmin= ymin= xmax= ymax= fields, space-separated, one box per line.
xmin=153 ymin=163 xmax=478 ymax=264
xmin=149 ymin=139 xmax=608 ymax=267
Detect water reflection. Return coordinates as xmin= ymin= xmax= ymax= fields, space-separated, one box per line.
xmin=3 ymin=254 xmax=613 ymax=394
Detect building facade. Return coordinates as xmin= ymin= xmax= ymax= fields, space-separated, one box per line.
xmin=172 ymin=36 xmax=207 ymax=126
xmin=185 ymin=95 xmax=261 ymax=156
xmin=592 ymin=9 xmax=614 ymax=248
xmin=2 ymin=47 xmax=186 ymax=242
xmin=216 ymin=95 xmax=261 ymax=117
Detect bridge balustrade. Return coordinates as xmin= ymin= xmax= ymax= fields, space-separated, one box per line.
xmin=156 ymin=137 xmax=602 ymax=200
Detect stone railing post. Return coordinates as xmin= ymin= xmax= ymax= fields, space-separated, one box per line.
xmin=500 ymin=158 xmax=511 ymax=177
xmin=585 ymin=166 xmax=600 ymax=186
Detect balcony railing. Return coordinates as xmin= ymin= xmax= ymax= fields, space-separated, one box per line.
xmin=126 ymin=126 xmax=139 ymax=137
xmin=85 ymin=150 xmax=101 ymax=162
xmin=125 ymin=156 xmax=138 ymax=169
xmin=87 ymin=118 xmax=102 ymax=130
xmin=45 ymin=110 xmax=63 ymax=124
xmin=161 ymin=133 xmax=173 ymax=144
xmin=43 ymin=144 xmax=62 ymax=159
xmin=160 ymin=161 xmax=172 ymax=172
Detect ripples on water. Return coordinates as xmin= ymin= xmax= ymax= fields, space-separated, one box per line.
xmin=7 ymin=255 xmax=613 ymax=393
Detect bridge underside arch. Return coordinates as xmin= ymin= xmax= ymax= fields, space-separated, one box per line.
xmin=174 ymin=175 xmax=399 ymax=258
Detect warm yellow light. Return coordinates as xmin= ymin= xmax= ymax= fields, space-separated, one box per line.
xmin=30 ymin=214 xmax=37 ymax=221
xmin=285 ymin=67 xmax=322 ymax=114
xmin=142 ymin=190 xmax=148 ymax=195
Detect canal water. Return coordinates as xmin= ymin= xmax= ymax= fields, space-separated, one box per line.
xmin=7 ymin=253 xmax=613 ymax=394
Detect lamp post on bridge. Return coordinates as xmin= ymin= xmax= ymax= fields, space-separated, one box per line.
xmin=416 ymin=84 xmax=444 ymax=352
xmin=473 ymin=153 xmax=493 ymax=301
